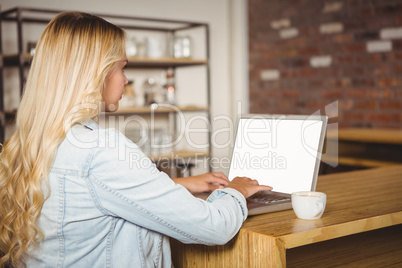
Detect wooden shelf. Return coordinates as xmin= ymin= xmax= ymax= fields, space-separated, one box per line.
xmin=105 ymin=105 xmax=208 ymax=115
xmin=5 ymin=106 xmax=208 ymax=120
xmin=126 ymin=56 xmax=208 ymax=68
xmin=3 ymin=53 xmax=207 ymax=68
xmin=149 ymin=150 xmax=209 ymax=162
xmin=322 ymin=155 xmax=400 ymax=168
xmin=3 ymin=53 xmax=32 ymax=66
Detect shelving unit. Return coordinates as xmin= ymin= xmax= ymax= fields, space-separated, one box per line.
xmin=0 ymin=7 xmax=212 ymax=174
xmin=110 ymin=105 xmax=208 ymax=115
xmin=2 ymin=54 xmax=208 ymax=69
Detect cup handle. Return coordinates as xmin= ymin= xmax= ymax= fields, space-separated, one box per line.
xmin=315 ymin=201 xmax=324 ymax=215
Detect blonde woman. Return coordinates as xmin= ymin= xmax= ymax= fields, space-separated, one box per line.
xmin=0 ymin=12 xmax=271 ymax=267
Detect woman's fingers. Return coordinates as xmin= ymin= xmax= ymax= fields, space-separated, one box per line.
xmin=211 ymin=172 xmax=229 ymax=181
xmin=226 ymin=176 xmax=273 ymax=198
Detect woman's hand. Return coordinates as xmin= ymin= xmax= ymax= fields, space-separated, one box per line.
xmin=226 ymin=177 xmax=273 ymax=199
xmin=172 ymin=174 xmax=272 ymax=198
xmin=172 ymin=172 xmax=230 ymax=194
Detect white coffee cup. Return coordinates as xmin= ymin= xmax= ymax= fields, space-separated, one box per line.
xmin=291 ymin=191 xmax=326 ymax=220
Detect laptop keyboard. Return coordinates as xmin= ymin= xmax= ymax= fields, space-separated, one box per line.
xmin=247 ymin=192 xmax=291 ymax=204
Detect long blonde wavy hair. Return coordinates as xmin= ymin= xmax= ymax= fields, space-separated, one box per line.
xmin=0 ymin=11 xmax=125 ymax=267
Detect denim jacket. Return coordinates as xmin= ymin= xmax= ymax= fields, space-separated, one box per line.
xmin=26 ymin=120 xmax=247 ymax=267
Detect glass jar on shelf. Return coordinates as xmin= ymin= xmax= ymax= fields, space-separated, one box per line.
xmin=173 ymin=35 xmax=192 ymax=58
xmin=143 ymin=78 xmax=164 ymax=106
xmin=125 ymin=36 xmax=138 ymax=57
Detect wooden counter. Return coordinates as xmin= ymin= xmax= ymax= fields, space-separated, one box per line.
xmin=322 ymin=128 xmax=402 ymax=171
xmin=171 ymin=165 xmax=402 ymax=267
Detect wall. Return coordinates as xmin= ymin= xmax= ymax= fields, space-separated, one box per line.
xmin=1 ymin=0 xmax=249 ymax=174
xmin=248 ymin=0 xmax=402 ymax=128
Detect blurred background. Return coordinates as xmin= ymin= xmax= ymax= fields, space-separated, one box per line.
xmin=1 ymin=0 xmax=401 ymax=176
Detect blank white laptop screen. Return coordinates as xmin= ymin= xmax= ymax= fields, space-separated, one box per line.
xmin=228 ymin=115 xmax=324 ymax=194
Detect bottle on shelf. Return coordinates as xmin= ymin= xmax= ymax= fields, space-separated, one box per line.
xmin=165 ymin=32 xmax=175 ymax=58
xmin=181 ymin=36 xmax=192 ymax=58
xmin=164 ymin=68 xmax=176 ymax=105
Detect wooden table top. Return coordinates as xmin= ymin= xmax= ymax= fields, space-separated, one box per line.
xmin=241 ymin=165 xmax=402 ymax=249
xmin=326 ymin=128 xmax=402 ymax=144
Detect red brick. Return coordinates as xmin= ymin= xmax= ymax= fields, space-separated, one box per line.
xmin=263 ymin=90 xmax=281 ymax=98
xmin=338 ymin=100 xmax=354 ymax=110
xmin=281 ymin=70 xmax=298 ymax=78
xmin=352 ymin=78 xmax=375 ymax=87
xmin=304 ymin=100 xmax=330 ymax=110
xmin=336 ymin=55 xmax=355 ymax=64
xmin=361 ymin=7 xmax=376 ymax=17
xmin=394 ymin=52 xmax=402 ymax=60
xmin=299 ymin=26 xmax=317 ymax=36
xmin=378 ymin=78 xmax=402 ymax=87
xmin=278 ymin=99 xmax=296 ymax=110
xmin=354 ymin=100 xmax=377 ymax=110
xmin=343 ymin=43 xmax=366 ymax=53
xmin=368 ymin=89 xmax=395 ymax=99
xmin=373 ymin=66 xmax=389 ymax=76
xmin=262 ymin=51 xmax=278 ymax=60
xmin=329 ymin=79 xmax=351 ymax=87
xmin=392 ymin=40 xmax=402 ymax=51
xmin=321 ymin=89 xmax=343 ymax=99
xmin=376 ymin=4 xmax=402 ymax=16
xmin=332 ymin=34 xmax=354 ymax=44
xmin=280 ymin=49 xmax=298 ymax=58
xmin=249 ymin=91 xmax=262 ymax=99
xmin=362 ymin=54 xmax=384 ymax=63
xmin=378 ymin=100 xmax=402 ymax=110
xmin=319 ymin=68 xmax=343 ymax=77
xmin=309 ymin=80 xmax=324 ymax=88
xmin=345 ymin=89 xmax=367 ymax=98
xmin=348 ymin=67 xmax=365 ymax=76
xmin=286 ymin=37 xmax=308 ymax=48
xmin=396 ymin=89 xmax=402 ymax=98
xmin=252 ymin=42 xmax=272 ymax=50
xmin=281 ymin=90 xmax=299 ymax=99
xmin=299 ymin=47 xmax=320 ymax=56
xmin=342 ymin=112 xmax=365 ymax=122
xmin=367 ymin=113 xmax=400 ymax=123
xmin=393 ymin=64 xmax=402 ymax=74
xmin=250 ymin=71 xmax=260 ymax=80
xmin=299 ymin=69 xmax=319 ymax=77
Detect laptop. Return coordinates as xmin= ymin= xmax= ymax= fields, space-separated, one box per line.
xmin=196 ymin=114 xmax=328 ymax=216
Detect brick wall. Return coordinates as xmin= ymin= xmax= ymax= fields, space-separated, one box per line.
xmin=248 ymin=0 xmax=402 ymax=128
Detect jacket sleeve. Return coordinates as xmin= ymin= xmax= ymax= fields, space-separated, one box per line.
xmin=86 ymin=129 xmax=247 ymax=245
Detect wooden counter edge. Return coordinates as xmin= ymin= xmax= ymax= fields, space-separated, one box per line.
xmin=326 ymin=128 xmax=402 ymax=145
xmin=279 ymin=211 xmax=402 ymax=249
xmin=171 ymin=228 xmax=288 ymax=267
